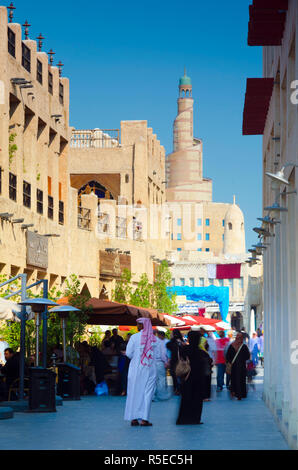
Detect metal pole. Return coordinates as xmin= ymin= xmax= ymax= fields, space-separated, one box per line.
xmin=19 ymin=274 xmax=27 ymax=400
xmin=42 ymin=279 xmax=48 ymax=368
xmin=62 ymin=318 xmax=67 ymax=363
xmin=35 ymin=313 xmax=40 ymax=367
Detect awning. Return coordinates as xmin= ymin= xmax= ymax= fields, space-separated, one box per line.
xmin=57 ymin=296 xmax=171 ymax=327
xmin=247 ymin=0 xmax=288 ymax=46
xmin=242 ymin=78 xmax=274 ymax=135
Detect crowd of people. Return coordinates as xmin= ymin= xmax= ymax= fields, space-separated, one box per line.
xmin=124 ymin=318 xmax=264 ymax=427
xmin=0 ymin=322 xmax=264 ymax=423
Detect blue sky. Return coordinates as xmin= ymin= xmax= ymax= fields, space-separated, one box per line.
xmin=12 ymin=0 xmax=262 ymax=250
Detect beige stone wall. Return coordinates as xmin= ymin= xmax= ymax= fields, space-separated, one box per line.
xmin=0 ymin=7 xmax=170 ymax=299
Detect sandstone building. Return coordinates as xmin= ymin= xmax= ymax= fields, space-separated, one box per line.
xmin=0 ymin=6 xmax=170 ymax=300
xmin=242 ymin=0 xmax=298 ymax=450
xmin=166 ymin=72 xmax=263 ymax=330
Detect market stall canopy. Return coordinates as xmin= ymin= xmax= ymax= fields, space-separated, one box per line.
xmin=171 ymin=315 xmax=229 ymax=331
xmin=57 ymin=297 xmax=172 ymax=327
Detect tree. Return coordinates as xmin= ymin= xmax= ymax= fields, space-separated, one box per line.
xmin=112 ymin=262 xmax=177 ymax=315
xmin=152 ymin=261 xmax=177 ymax=315
xmin=112 ymin=269 xmax=133 ymax=304
xmin=130 ymin=273 xmax=151 ymax=308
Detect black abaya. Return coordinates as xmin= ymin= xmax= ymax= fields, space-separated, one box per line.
xmin=176 ymin=346 xmax=205 ymax=425
xmin=226 ymin=344 xmax=250 ymax=399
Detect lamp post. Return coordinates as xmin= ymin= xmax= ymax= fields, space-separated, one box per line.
xmin=19 ymin=298 xmax=58 ymax=367
xmin=48 ymin=305 xmax=80 ymax=362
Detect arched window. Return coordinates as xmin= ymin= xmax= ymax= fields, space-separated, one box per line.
xmin=78 ymin=180 xmax=114 ymax=206
xmin=125 ymin=174 xmax=129 ymax=183
xmin=228 ymin=222 xmax=232 ymax=230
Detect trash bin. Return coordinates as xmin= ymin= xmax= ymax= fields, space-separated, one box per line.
xmin=57 ymin=363 xmax=81 ymax=400
xmin=29 ymin=367 xmax=56 ymax=412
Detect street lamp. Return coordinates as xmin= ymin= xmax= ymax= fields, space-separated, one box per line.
xmin=48 ymin=305 xmax=80 ymax=362
xmin=19 ymin=298 xmax=58 ymax=367
xmin=265 ymin=163 xmax=298 ymax=187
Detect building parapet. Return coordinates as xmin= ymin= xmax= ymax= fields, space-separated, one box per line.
xmin=70 ymin=129 xmax=120 ymax=148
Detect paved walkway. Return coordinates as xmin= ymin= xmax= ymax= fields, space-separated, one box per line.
xmin=0 ymin=367 xmax=289 ymax=450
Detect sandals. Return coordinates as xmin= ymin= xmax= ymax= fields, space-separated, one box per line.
xmin=140 ymin=420 xmax=153 ymax=426
xmin=131 ymin=420 xmax=139 ymax=426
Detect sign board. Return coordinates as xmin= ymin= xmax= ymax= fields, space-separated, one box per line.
xmin=99 ymin=250 xmax=131 ymax=279
xmin=26 ymin=231 xmax=48 ymax=269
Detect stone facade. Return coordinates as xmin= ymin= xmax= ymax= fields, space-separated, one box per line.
xmin=253 ymin=0 xmax=298 ymax=451
xmin=0 ymin=6 xmax=170 ymax=299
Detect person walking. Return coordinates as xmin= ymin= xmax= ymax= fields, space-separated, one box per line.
xmin=249 ymin=332 xmax=259 ymax=366
xmin=166 ymin=330 xmax=185 ymax=395
xmin=176 ymin=330 xmax=205 ymax=425
xmin=199 ymin=328 xmax=213 ymax=402
xmin=215 ymin=331 xmax=230 ymax=392
xmin=124 ymin=318 xmax=157 ymax=426
xmin=153 ymin=332 xmax=170 ymax=402
xmin=226 ymin=333 xmax=250 ymax=400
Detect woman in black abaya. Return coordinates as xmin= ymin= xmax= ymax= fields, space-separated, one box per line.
xmin=176 ymin=331 xmax=205 ymax=425
xmin=226 ymin=332 xmax=250 ymax=400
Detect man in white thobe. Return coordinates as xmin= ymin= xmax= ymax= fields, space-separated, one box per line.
xmin=124 ymin=318 xmax=157 ymax=426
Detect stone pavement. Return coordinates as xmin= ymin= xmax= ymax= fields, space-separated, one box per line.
xmin=0 ymin=366 xmax=289 ymax=450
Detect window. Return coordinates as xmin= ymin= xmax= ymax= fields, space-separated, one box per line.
xmin=228 ymin=279 xmax=234 ymax=295
xmin=36 ymin=189 xmax=43 ymax=214
xmin=172 ymin=279 xmax=175 ymax=287
xmin=197 ymin=218 xmax=202 ymax=226
xmin=206 ymin=248 xmax=210 ymax=252
xmin=206 ymin=233 xmax=210 ymax=241
xmin=197 ymin=233 xmax=202 ymax=240
xmin=22 ymin=43 xmax=31 ymax=72
xmin=239 ymin=277 xmax=244 ymax=295
xmin=199 ymin=278 xmax=204 ymax=287
xmin=205 ymin=218 xmax=210 ymax=226
xmin=171 ymin=233 xmax=173 ymax=240
xmin=8 ymin=27 xmax=16 ymax=57
xmin=9 ymin=173 xmax=17 ymax=201
xmin=180 ymin=278 xmax=185 ymax=287
xmin=222 ymin=220 xmax=225 ymax=227
xmin=37 ymin=59 xmax=43 ymax=84
xmin=177 ymin=218 xmax=182 ymax=226
xmin=222 ymin=234 xmax=224 ymax=241
xmin=59 ymin=201 xmax=64 ymax=225
xmin=23 ymin=181 xmax=31 ymax=208
xmin=197 ymin=248 xmax=202 ymax=252
xmin=229 ymin=222 xmax=232 ymax=230
xmin=189 ymin=278 xmax=195 ymax=287
xmin=48 ymin=72 xmax=53 ymax=94
xmin=59 ymin=83 xmax=64 ymax=105
xmin=218 ymin=279 xmax=224 ymax=287
xmin=177 ymin=248 xmax=182 ymax=252
xmin=48 ymin=196 xmax=54 ymax=220
xmin=177 ymin=233 xmax=182 ymax=240
xmin=209 ymin=278 xmax=214 ymax=285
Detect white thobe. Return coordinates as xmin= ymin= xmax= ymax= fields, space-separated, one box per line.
xmin=153 ymin=338 xmax=170 ymax=401
xmin=124 ymin=332 xmax=157 ymax=421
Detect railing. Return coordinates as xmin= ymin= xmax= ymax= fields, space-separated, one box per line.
xmin=98 ymin=212 xmax=110 ymax=234
xmin=70 ymin=129 xmax=120 ymax=148
xmin=78 ymin=206 xmax=91 ymax=230
xmin=116 ymin=216 xmax=126 ymax=239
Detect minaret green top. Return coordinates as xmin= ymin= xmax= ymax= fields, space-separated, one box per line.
xmin=179 ymin=68 xmax=192 ymax=86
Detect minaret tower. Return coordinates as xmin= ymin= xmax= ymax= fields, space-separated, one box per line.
xmin=173 ymin=69 xmax=194 ymax=152
xmin=166 ymin=71 xmax=212 ymax=202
